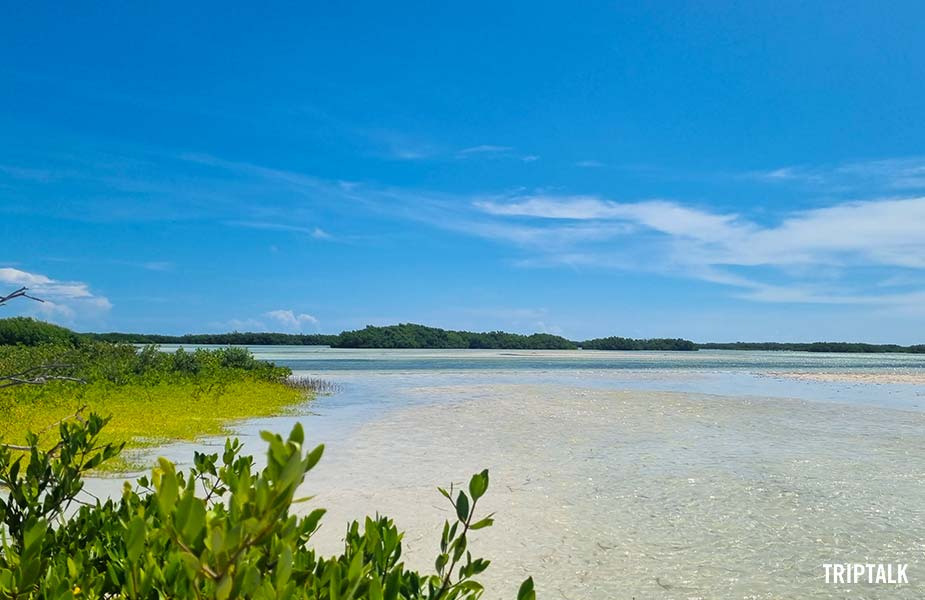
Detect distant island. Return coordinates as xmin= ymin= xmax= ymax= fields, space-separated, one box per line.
xmin=1 ymin=318 xmax=923 ymax=353
xmin=82 ymin=323 xmax=696 ymax=350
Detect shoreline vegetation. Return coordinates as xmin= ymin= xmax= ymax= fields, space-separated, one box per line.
xmin=0 ymin=338 xmax=313 ymax=471
xmin=0 ymin=418 xmax=527 ymax=599
xmin=1 ymin=318 xmax=923 ymax=353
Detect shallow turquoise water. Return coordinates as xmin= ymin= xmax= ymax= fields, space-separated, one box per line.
xmin=240 ymin=346 xmax=925 ymax=373
xmin=110 ymin=347 xmax=925 ymax=597
xmin=158 ymin=346 xmax=925 ymax=410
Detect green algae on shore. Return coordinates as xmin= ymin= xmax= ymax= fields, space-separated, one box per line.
xmin=0 ymin=343 xmax=312 ymax=471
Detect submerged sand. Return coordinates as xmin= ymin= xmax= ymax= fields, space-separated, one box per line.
xmin=769 ymin=371 xmax=925 ymax=385
xmin=299 ymin=385 xmax=925 ymax=599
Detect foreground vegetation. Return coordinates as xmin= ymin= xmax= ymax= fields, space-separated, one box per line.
xmin=0 ymin=341 xmax=307 ymax=470
xmin=0 ymin=415 xmax=535 ymax=598
xmin=0 ymin=307 xmax=535 ymax=597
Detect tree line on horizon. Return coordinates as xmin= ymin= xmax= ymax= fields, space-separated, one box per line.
xmin=87 ymin=323 xmax=700 ymax=351
xmin=1 ymin=317 xmax=923 ymax=353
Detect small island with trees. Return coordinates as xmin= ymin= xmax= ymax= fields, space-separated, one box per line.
xmin=1 ymin=318 xmax=923 ymax=353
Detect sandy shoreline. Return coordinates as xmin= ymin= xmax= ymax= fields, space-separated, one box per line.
xmin=297 ymin=384 xmax=925 ymax=599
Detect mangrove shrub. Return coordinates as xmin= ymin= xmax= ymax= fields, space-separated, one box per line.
xmin=0 ymin=416 xmax=535 ymax=599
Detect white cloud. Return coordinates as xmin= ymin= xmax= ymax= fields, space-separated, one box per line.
xmin=476 ymin=195 xmax=925 ymax=268
xmin=750 ymin=166 xmax=817 ymax=182
xmin=13 ymin=142 xmax=924 ymax=312
xmin=265 ymin=309 xmax=319 ymax=332
xmin=476 ymin=196 xmax=748 ymax=243
xmin=456 ymin=145 xmax=538 ymax=162
xmin=575 ymin=160 xmax=605 ymax=168
xmin=0 ymin=267 xmax=112 ymax=322
xmin=728 ymin=198 xmax=925 ymax=268
xmin=473 ymin=194 xmax=925 ymax=307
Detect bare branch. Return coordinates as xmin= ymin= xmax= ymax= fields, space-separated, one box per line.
xmin=0 ymin=375 xmax=85 ymax=389
xmin=0 ymin=287 xmax=83 ymax=453
xmin=0 ymin=443 xmax=33 ymax=451
xmin=0 ymin=364 xmax=84 ymax=389
xmin=0 ymin=286 xmax=45 ymax=307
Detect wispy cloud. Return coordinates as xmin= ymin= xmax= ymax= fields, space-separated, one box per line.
xmin=8 ymin=138 xmax=925 ymax=311
xmin=0 ymin=267 xmax=111 ymax=321
xmin=43 ymin=257 xmax=173 ymax=272
xmin=749 ymin=166 xmax=821 ymax=183
xmin=476 ymin=194 xmax=925 ymax=267
xmin=476 ymin=196 xmax=745 ymax=243
xmin=180 ymin=152 xmax=331 ymax=189
xmin=191 ymin=154 xmax=925 ymax=308
xmin=749 ymin=157 xmax=925 ymax=192
xmin=575 ymin=160 xmax=605 ymax=168
xmin=455 ymin=145 xmax=539 ymax=162
xmin=473 ymin=194 xmax=925 ymax=307
xmin=458 ymin=145 xmax=513 ymax=155
xmin=224 ymin=220 xmax=332 ymax=240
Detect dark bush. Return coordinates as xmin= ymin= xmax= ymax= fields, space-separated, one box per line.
xmin=0 ymin=317 xmax=81 ymax=347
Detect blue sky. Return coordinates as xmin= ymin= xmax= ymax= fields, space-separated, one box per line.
xmin=2 ymin=2 xmax=925 ymax=342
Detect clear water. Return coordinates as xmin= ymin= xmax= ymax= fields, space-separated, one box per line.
xmin=159 ymin=345 xmax=925 ymax=414
xmin=128 ymin=347 xmax=925 ymax=598
xmin=234 ymin=345 xmax=925 ymax=374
